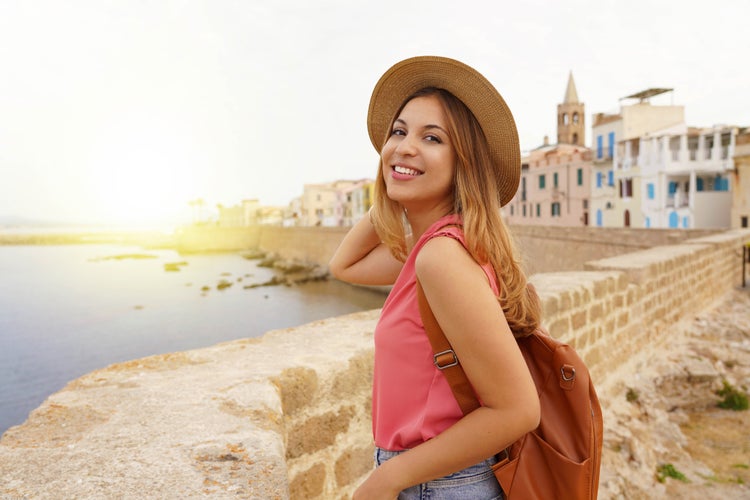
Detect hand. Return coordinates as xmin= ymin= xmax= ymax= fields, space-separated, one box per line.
xmin=351 ymin=467 xmax=401 ymax=500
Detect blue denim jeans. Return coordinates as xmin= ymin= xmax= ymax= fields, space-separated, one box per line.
xmin=375 ymin=447 xmax=505 ymax=500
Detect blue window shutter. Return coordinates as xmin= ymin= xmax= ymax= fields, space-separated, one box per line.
xmin=597 ymin=135 xmax=603 ymax=159
xmin=608 ymin=132 xmax=615 ymax=158
xmin=669 ymin=212 xmax=679 ymax=228
xmin=647 ymin=183 xmax=655 ymax=199
xmin=596 ymin=209 xmax=603 ymax=226
xmin=608 ymin=170 xmax=614 ymax=186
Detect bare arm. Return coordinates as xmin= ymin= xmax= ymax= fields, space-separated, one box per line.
xmin=328 ymin=212 xmax=404 ymax=286
xmin=353 ymin=236 xmax=540 ymax=498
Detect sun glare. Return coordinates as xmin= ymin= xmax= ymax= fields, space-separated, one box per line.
xmin=86 ymin=117 xmax=200 ymax=229
xmin=89 ymin=154 xmax=196 ymax=229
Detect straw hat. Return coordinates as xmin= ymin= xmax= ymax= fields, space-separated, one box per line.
xmin=367 ymin=55 xmax=521 ymax=206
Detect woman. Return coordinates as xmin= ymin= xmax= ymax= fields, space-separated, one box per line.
xmin=329 ymin=56 xmax=541 ymax=499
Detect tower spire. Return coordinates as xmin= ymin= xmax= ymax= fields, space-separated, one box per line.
xmin=557 ymin=71 xmax=585 ymax=145
xmin=564 ymin=71 xmax=579 ymax=104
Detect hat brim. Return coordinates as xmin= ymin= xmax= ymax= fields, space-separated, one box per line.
xmin=367 ymin=56 xmax=520 ymax=207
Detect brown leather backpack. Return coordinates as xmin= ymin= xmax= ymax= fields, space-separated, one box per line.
xmin=417 ymin=280 xmax=603 ymax=499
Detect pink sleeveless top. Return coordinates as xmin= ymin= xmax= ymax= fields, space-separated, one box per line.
xmin=372 ymin=215 xmax=500 ymax=450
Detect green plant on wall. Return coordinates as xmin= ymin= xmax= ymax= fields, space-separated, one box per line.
xmin=656 ymin=463 xmax=689 ymax=483
xmin=716 ymin=380 xmax=749 ymax=411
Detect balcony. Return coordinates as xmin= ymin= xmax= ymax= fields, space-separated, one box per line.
xmin=666 ymin=193 xmax=689 ymax=208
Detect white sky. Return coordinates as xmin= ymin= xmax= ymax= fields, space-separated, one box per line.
xmin=1 ymin=0 xmax=748 ymax=227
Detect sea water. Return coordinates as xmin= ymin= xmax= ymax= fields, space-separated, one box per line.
xmin=0 ymin=244 xmax=386 ymax=435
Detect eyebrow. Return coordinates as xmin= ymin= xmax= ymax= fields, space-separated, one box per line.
xmin=394 ymin=118 xmax=449 ymax=136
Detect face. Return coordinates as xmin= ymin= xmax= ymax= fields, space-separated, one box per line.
xmin=380 ymin=94 xmax=456 ymax=211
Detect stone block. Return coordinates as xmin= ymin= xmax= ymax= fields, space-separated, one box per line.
xmin=289 ymin=462 xmax=325 ymax=499
xmin=590 ymin=302 xmax=604 ymax=322
xmin=286 ymin=406 xmax=355 ymax=459
xmin=547 ymin=317 xmax=569 ymax=339
xmin=335 ymin=445 xmax=373 ymax=488
xmin=273 ymin=367 xmax=318 ymax=416
xmin=572 ymin=310 xmax=587 ymax=330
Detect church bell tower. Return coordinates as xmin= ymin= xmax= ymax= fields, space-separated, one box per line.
xmin=557 ymin=72 xmax=585 ymax=145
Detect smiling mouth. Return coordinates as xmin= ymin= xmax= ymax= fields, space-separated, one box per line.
xmin=393 ymin=165 xmax=423 ymax=176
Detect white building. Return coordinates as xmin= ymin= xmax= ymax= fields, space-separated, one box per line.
xmin=590 ymin=89 xmax=685 ymax=227
xmin=637 ymin=124 xmax=737 ymax=228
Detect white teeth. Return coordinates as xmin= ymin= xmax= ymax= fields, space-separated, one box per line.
xmin=394 ymin=166 xmax=421 ymax=176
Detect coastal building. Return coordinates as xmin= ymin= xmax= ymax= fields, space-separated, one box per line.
xmin=637 ymin=124 xmax=738 ymax=228
xmin=336 ymin=179 xmax=374 ymax=226
xmin=590 ymin=113 xmax=620 ymax=227
xmin=591 ymin=88 xmax=685 ymax=227
xmin=506 ymin=73 xmax=593 ymax=226
xmin=732 ymin=129 xmax=750 ymax=229
xmin=217 ymin=199 xmax=260 ymax=227
xmin=299 ymin=179 xmax=373 ymax=227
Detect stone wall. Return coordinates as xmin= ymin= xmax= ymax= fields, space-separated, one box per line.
xmin=2 ymin=227 xmax=749 ymax=499
xmin=174 ymin=223 xmax=718 ymax=276
xmin=512 ymin=224 xmax=719 ymax=275
xmin=257 ymin=226 xmax=348 ymax=265
xmin=174 ymin=226 xmax=262 ymax=253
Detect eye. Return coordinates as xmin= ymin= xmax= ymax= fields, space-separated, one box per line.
xmin=425 ymin=134 xmax=442 ymax=144
xmin=390 ymin=127 xmax=406 ymax=137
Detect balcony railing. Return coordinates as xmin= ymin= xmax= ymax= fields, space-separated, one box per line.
xmin=666 ymin=193 xmax=689 ymax=208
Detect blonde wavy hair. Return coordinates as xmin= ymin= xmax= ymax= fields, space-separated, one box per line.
xmin=371 ymin=87 xmax=541 ymax=337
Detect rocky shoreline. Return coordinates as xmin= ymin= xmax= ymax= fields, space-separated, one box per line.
xmin=1 ymin=230 xmax=331 ymax=290
xmin=598 ymin=286 xmax=750 ymax=499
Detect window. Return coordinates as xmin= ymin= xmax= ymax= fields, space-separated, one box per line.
xmin=536 ymin=203 xmax=541 ymax=217
xmin=645 ymin=217 xmax=651 ymax=228
xmin=742 ymin=216 xmax=748 ymax=228
xmin=563 ymin=113 xmax=569 ymax=125
xmin=608 ymin=132 xmax=615 ymax=159
xmin=619 ymin=178 xmax=633 ymax=198
xmin=597 ymin=135 xmax=603 ymax=159
xmin=577 ymin=168 xmax=583 ymax=186
xmin=573 ymin=112 xmax=579 ymax=124
xmin=539 ymin=175 xmax=546 ymax=189
xmin=596 ymin=172 xmax=602 ymax=188
xmin=669 ymin=211 xmax=678 ymax=228
xmin=682 ymin=216 xmax=689 ymax=228
xmin=608 ymin=170 xmax=614 ymax=186
xmin=596 ymin=209 xmax=603 ymax=227
xmin=647 ymin=183 xmax=655 ymax=200
xmin=522 ymin=204 xmax=527 ymax=217
xmin=553 ymin=173 xmax=559 ymax=188
xmin=551 ymin=202 xmax=561 ymax=216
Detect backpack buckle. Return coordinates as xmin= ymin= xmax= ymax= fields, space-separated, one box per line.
xmin=433 ymin=349 xmax=459 ymax=370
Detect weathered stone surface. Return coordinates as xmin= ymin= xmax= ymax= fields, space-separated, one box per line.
xmin=0 ymin=310 xmax=379 ymax=499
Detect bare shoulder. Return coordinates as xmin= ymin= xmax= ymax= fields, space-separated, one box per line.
xmin=415 ymin=235 xmax=484 ymax=286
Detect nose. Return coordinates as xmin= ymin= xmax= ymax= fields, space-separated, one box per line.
xmin=393 ymin=132 xmax=418 ymax=156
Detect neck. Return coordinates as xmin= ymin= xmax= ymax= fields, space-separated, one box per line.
xmin=403 ymin=201 xmax=455 ymax=241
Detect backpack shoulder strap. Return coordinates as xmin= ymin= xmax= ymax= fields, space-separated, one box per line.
xmin=416 ymin=278 xmax=480 ymax=415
